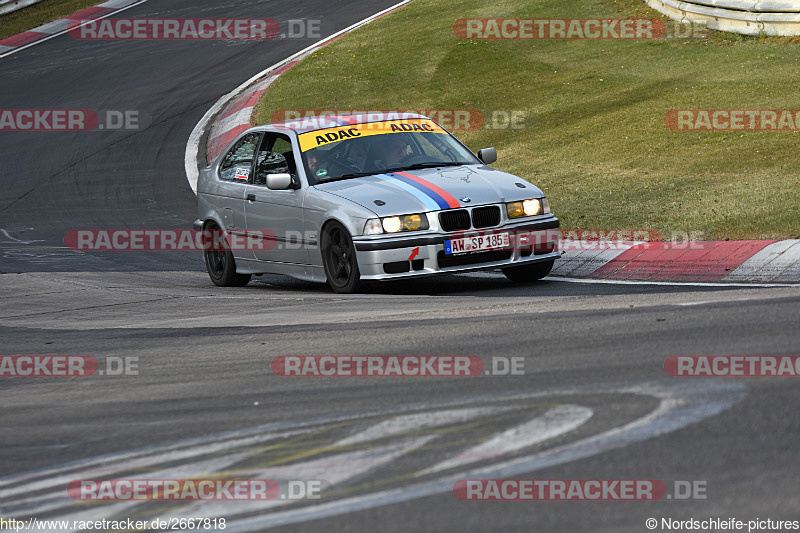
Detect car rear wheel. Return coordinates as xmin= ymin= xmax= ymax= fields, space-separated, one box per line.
xmin=501 ymin=259 xmax=554 ymax=283
xmin=203 ymin=223 xmax=252 ymax=287
xmin=321 ymin=222 xmax=362 ymax=294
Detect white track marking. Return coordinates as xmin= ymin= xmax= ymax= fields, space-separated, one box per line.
xmin=0 ymin=429 xmax=307 ymax=499
xmin=223 ymin=381 xmax=746 ymax=531
xmin=0 ymin=229 xmax=43 ymax=244
xmin=544 ymin=276 xmax=800 ymax=288
xmin=421 ymin=404 xmax=593 ymax=475
xmin=157 ymin=436 xmax=436 ymax=522
xmin=3 ymin=451 xmax=254 ymax=518
xmin=457 ymin=270 xmax=799 ymax=287
xmin=335 ymin=407 xmax=515 ymax=447
xmin=0 ymin=381 xmax=746 ymax=530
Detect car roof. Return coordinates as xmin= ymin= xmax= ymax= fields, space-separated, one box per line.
xmin=260 ymin=112 xmax=433 ymax=135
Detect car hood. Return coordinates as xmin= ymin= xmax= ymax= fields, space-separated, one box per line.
xmin=312 ymin=165 xmax=543 ymax=216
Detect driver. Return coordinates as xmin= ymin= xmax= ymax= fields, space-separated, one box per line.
xmin=380 ymin=135 xmax=410 ymax=167
xmin=305 ymin=148 xmax=325 ymax=177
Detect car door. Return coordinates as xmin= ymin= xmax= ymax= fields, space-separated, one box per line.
xmin=215 ymin=131 xmax=262 ymax=261
xmin=244 ymin=133 xmax=309 ymax=265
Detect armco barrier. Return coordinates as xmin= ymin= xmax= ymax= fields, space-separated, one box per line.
xmin=1 ymin=0 xmax=45 ymax=16
xmin=645 ymin=0 xmax=800 ymax=35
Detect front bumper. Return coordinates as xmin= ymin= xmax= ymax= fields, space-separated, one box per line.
xmin=352 ymin=215 xmax=560 ymax=280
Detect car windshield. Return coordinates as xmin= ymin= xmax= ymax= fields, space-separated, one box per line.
xmin=297 ymin=118 xmax=479 ymax=184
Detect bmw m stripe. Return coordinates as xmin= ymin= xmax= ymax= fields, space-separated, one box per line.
xmin=378 ymin=171 xmax=461 ymax=210
xmin=392 ymin=171 xmax=461 ymax=209
xmin=377 ymin=174 xmax=441 ymax=211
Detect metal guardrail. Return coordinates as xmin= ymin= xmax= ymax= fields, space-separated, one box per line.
xmin=686 ymin=0 xmax=800 ymax=11
xmin=646 ymin=0 xmax=800 ymax=35
xmin=0 ymin=0 xmax=46 ymax=16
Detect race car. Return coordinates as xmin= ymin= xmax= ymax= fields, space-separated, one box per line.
xmin=194 ymin=112 xmax=559 ymax=293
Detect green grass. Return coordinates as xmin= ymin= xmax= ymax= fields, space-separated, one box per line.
xmin=0 ymin=0 xmax=100 ymax=40
xmin=253 ymin=0 xmax=800 ymax=240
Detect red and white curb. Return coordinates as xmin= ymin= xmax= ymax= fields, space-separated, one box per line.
xmin=205 ymin=61 xmax=297 ymax=164
xmin=554 ymin=239 xmax=800 ymax=283
xmin=0 ymin=0 xmax=147 ymax=58
xmin=185 ymin=0 xmax=412 ymax=192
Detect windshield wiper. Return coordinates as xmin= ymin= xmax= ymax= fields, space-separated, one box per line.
xmin=317 ymin=162 xmax=471 ymax=183
xmin=385 ymin=162 xmax=469 ymax=172
xmin=317 ymin=171 xmax=377 ymax=183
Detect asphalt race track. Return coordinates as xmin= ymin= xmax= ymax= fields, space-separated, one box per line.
xmin=1 ymin=1 xmax=800 ymax=532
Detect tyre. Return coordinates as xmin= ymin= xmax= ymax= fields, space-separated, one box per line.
xmin=501 ymin=259 xmax=554 ymax=283
xmin=321 ymin=221 xmax=362 ymax=294
xmin=203 ymin=222 xmax=252 ymax=287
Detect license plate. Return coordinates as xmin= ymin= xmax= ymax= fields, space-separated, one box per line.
xmin=445 ymin=232 xmax=510 ymax=254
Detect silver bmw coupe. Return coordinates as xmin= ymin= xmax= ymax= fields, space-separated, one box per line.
xmin=195 ymin=113 xmax=559 ymax=293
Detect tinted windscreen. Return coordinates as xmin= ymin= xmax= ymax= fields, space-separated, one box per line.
xmin=297 ymin=119 xmax=478 ymax=183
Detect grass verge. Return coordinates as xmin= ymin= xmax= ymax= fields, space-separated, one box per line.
xmin=253 ymin=0 xmax=800 ymax=240
xmin=0 ymin=0 xmax=100 ymax=40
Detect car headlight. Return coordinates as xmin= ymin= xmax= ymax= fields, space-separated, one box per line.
xmin=363 ymin=214 xmax=430 ymax=235
xmin=507 ymin=198 xmax=545 ymax=219
xmin=363 ymin=219 xmax=383 ymax=235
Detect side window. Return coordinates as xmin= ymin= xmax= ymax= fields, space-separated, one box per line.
xmin=219 ymin=132 xmax=261 ymax=182
xmin=254 ymin=134 xmax=296 ymax=186
xmin=417 ymin=132 xmax=462 ymax=162
xmin=415 ymin=134 xmax=440 ymax=158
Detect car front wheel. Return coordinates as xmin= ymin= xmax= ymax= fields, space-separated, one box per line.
xmin=501 ymin=259 xmax=554 ymax=283
xmin=321 ymin=222 xmax=362 ymax=294
xmin=203 ymin=222 xmax=252 ymax=287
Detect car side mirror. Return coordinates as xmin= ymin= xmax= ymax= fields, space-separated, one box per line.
xmin=477 ymin=147 xmax=497 ymax=165
xmin=266 ymin=173 xmax=294 ymax=190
